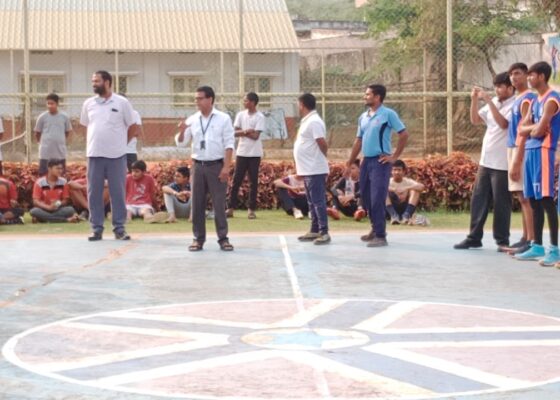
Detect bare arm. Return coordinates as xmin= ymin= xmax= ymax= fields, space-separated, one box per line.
xmin=316 ymin=137 xmax=328 ymax=157
xmin=480 ymin=91 xmax=509 ymax=129
xmin=33 ymin=198 xmax=55 ymax=211
xmin=346 ymin=138 xmax=362 ymax=167
xmin=530 ymin=100 xmax=559 ymax=138
xmin=274 ymin=178 xmax=296 ymax=191
xmin=246 ymin=129 xmax=261 ymax=140
xmin=470 ymin=87 xmax=484 ymax=125
xmin=35 ymin=131 xmax=41 ymax=143
xmin=219 ymin=148 xmax=233 ymax=183
xmin=127 ymin=124 xmax=139 ymax=144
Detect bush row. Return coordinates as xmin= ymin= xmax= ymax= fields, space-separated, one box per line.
xmin=2 ymin=152 xmax=478 ymax=211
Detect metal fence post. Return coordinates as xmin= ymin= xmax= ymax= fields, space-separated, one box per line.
xmin=238 ymin=0 xmax=244 ymax=102
xmin=446 ymin=0 xmax=453 ymax=155
xmin=23 ymin=0 xmax=31 ymax=163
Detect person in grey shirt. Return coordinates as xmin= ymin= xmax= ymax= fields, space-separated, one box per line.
xmin=35 ymin=93 xmax=72 ymax=176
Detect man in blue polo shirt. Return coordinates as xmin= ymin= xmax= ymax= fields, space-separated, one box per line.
xmin=346 ymin=84 xmax=409 ymax=247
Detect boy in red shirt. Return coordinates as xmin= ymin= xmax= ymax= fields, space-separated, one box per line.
xmin=30 ymin=159 xmax=79 ymax=223
xmin=126 ymin=160 xmax=166 ymax=223
xmin=0 ymin=176 xmax=24 ymax=224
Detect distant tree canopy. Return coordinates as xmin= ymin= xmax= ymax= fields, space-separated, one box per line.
xmin=285 ymin=0 xmax=364 ymax=21
xmin=364 ymin=0 xmax=549 ymax=86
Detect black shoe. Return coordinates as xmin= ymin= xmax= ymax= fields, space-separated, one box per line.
xmin=510 ymin=238 xmax=527 ymax=248
xmin=453 ymin=238 xmax=482 ymax=249
xmin=88 ymin=232 xmax=103 ymax=242
xmin=114 ymin=231 xmax=131 ymax=240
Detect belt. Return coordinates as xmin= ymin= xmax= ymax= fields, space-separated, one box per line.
xmin=193 ymin=158 xmax=223 ymax=166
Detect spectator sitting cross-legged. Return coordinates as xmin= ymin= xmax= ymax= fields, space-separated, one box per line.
xmin=0 ymin=176 xmax=24 ymax=224
xmin=30 ymin=159 xmax=79 ymax=223
xmin=274 ymin=174 xmax=308 ymax=220
xmin=162 ymin=166 xmax=192 ymax=223
xmin=386 ymin=159 xmax=425 ymax=225
xmin=327 ymin=159 xmax=366 ymax=221
xmin=68 ymin=177 xmax=110 ymax=221
xmin=126 ymin=160 xmax=167 ymax=223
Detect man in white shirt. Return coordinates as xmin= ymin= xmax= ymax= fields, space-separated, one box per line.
xmin=227 ymin=92 xmax=266 ymax=219
xmin=176 ymin=86 xmax=235 ymax=251
xmin=80 ymin=70 xmax=137 ymax=241
xmin=454 ymin=72 xmax=515 ymax=250
xmin=294 ymin=93 xmax=331 ymax=245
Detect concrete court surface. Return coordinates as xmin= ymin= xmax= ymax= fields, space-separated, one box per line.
xmin=0 ymin=231 xmax=559 ymax=400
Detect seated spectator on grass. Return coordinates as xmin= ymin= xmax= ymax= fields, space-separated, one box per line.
xmin=274 ymin=174 xmax=308 ymax=219
xmin=162 ymin=166 xmax=192 ymax=223
xmin=386 ymin=159 xmax=425 ymax=225
xmin=30 ymin=159 xmax=79 ymax=223
xmin=0 ymin=176 xmax=24 ymax=224
xmin=68 ymin=177 xmax=110 ymax=221
xmin=327 ymin=159 xmax=366 ymax=221
xmin=126 ymin=160 xmax=166 ymax=223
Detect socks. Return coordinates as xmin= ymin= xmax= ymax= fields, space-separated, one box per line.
xmin=404 ymin=204 xmax=416 ymax=218
xmin=386 ymin=205 xmax=399 ymax=219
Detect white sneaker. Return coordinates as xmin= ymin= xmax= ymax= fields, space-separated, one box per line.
xmin=293 ymin=208 xmax=304 ymax=220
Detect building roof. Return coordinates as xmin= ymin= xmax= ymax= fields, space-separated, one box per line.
xmin=0 ymin=0 xmax=299 ymax=52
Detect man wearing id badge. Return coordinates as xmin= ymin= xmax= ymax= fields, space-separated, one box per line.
xmin=175 ymin=86 xmax=235 ymax=251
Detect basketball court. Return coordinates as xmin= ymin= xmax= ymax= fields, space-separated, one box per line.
xmin=1 ymin=231 xmax=560 ymax=400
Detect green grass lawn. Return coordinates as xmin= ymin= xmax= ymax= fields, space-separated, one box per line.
xmin=1 ymin=210 xmax=525 ymax=235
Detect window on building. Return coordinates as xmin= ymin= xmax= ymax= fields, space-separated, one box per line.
xmin=112 ymin=75 xmax=129 ymax=95
xmin=171 ymin=77 xmax=201 ymax=107
xmin=245 ymin=76 xmax=271 ymax=106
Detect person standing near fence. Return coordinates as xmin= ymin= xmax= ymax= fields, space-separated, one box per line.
xmin=294 ymin=93 xmax=331 ymax=245
xmin=176 ymin=86 xmax=235 ymax=252
xmin=35 ymin=93 xmax=72 ymax=176
xmin=226 ymin=92 xmax=266 ymax=219
xmin=514 ymin=62 xmax=560 ymax=267
xmin=347 ymin=84 xmax=409 ymax=247
xmin=454 ymin=72 xmax=514 ymax=251
xmin=80 ymin=70 xmax=137 ymax=241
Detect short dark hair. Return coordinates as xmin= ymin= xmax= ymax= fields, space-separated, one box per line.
xmin=493 ymin=72 xmax=512 ymax=87
xmin=131 ymin=160 xmax=147 ymax=172
xmin=508 ymin=62 xmax=528 ymax=75
xmin=528 ymin=62 xmax=553 ymax=82
xmin=367 ymin=84 xmax=387 ymax=103
xmin=94 ymin=70 xmax=113 ymax=87
xmin=298 ymin=93 xmax=316 ymax=111
xmin=246 ymin=92 xmax=259 ymax=105
xmin=196 ymin=86 xmax=215 ymax=104
xmin=46 ymin=93 xmax=59 ymax=103
xmin=176 ymin=166 xmax=190 ymax=178
xmin=47 ymin=159 xmax=64 ymax=168
xmin=393 ymin=159 xmax=406 ymax=170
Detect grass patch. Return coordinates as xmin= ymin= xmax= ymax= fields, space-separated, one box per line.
xmin=1 ymin=210 xmax=524 ymax=235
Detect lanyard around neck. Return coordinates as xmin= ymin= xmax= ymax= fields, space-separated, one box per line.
xmin=200 ymin=114 xmax=214 ymax=138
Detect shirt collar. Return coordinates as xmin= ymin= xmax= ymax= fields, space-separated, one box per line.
xmin=200 ymin=107 xmax=217 ymax=119
xmin=301 ymin=110 xmax=317 ymax=123
xmin=95 ymin=94 xmax=114 ymax=105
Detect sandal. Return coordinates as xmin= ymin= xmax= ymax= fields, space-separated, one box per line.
xmin=218 ymin=239 xmax=234 ymax=251
xmin=188 ymin=240 xmax=204 ymax=252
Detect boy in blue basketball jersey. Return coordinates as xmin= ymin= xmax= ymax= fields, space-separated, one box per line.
xmin=504 ymin=63 xmax=536 ymax=255
xmin=515 ymin=62 xmax=560 ymax=267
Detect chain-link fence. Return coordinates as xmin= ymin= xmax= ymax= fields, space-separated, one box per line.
xmin=0 ymin=0 xmax=558 ymax=163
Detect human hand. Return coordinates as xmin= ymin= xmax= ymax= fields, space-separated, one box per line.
xmin=509 ymin=162 xmax=521 ymax=182
xmin=219 ymin=167 xmax=229 ymax=183
xmin=379 ymin=154 xmax=396 ymax=164
xmin=471 ymin=86 xmax=481 ymax=99
xmin=478 ymin=90 xmax=491 ymax=103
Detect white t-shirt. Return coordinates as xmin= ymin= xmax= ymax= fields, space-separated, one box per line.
xmin=293 ymin=110 xmax=329 ymax=176
xmin=126 ymin=110 xmax=142 ymax=154
xmin=233 ymin=109 xmax=266 ymax=157
xmin=0 ymin=118 xmax=4 ymax=161
xmin=478 ymin=96 xmax=515 ymax=171
xmin=80 ymin=93 xmax=135 ymax=158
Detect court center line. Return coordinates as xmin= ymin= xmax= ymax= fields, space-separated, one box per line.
xmin=278 ymin=235 xmax=331 ymax=398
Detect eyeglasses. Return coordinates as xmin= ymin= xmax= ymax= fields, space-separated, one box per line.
xmin=194 ymin=96 xmax=207 ymax=101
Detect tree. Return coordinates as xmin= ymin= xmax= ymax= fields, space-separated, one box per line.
xmin=364 ymin=0 xmax=541 ymax=83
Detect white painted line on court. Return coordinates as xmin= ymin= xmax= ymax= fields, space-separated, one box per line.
xmin=268 ymin=299 xmax=347 ymax=328
xmin=279 ymin=235 xmax=305 ymax=314
xmin=364 ymin=344 xmax=530 ymax=389
xmin=278 ymin=235 xmax=331 ymax=398
xmin=375 ymin=339 xmax=560 ymax=348
xmin=378 ymin=326 xmax=560 ymax=334
xmin=352 ymin=301 xmax=423 ymax=332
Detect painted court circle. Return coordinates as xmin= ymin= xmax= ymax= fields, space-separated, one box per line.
xmin=3 ymin=299 xmax=560 ymax=399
